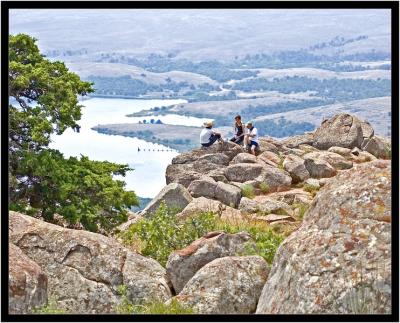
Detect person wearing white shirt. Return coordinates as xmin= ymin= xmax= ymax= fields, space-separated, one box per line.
xmin=244 ymin=121 xmax=259 ymax=155
xmin=200 ymin=121 xmax=223 ymax=147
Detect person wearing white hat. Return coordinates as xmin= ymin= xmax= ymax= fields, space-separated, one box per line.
xmin=200 ymin=121 xmax=223 ymax=147
xmin=244 ymin=121 xmax=259 ymax=155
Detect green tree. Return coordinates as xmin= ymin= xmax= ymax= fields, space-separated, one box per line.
xmin=9 ymin=34 xmax=138 ymax=232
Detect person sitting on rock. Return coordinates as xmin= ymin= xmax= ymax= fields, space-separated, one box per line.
xmin=244 ymin=121 xmax=259 ymax=155
xmin=200 ymin=121 xmax=223 ymax=147
xmin=229 ymin=115 xmax=245 ymax=145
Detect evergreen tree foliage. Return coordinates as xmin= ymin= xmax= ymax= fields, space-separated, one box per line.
xmin=9 ymin=34 xmax=138 ymax=232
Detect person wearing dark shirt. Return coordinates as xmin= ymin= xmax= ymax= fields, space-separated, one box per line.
xmin=229 ymin=115 xmax=244 ymax=145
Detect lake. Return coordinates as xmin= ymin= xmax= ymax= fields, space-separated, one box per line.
xmin=49 ymin=97 xmax=211 ymax=198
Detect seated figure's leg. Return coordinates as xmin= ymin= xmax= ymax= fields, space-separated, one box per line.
xmin=236 ymin=137 xmax=244 ymax=145
xmin=208 ymin=133 xmax=220 ymax=145
xmin=243 ymin=134 xmax=249 ymax=147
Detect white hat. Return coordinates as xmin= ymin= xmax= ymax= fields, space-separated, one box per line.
xmin=203 ymin=121 xmax=213 ymax=127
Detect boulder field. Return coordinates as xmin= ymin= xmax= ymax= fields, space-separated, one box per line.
xmin=9 ymin=113 xmax=392 ymax=314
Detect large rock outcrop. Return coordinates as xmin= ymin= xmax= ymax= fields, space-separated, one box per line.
xmin=313 ymin=114 xmax=363 ymax=150
xmin=166 ymin=231 xmax=256 ymax=293
xmin=140 ymin=182 xmax=192 ymax=217
xmin=175 ymin=256 xmax=269 ymax=314
xmin=256 ymin=160 xmax=391 ymax=314
xmin=9 ymin=212 xmax=172 ymax=314
xmin=9 ymin=243 xmax=48 ymax=314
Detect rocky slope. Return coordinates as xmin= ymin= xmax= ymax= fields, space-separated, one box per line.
xmin=9 ymin=113 xmax=392 ymax=314
xmin=9 ymin=212 xmax=172 ymax=314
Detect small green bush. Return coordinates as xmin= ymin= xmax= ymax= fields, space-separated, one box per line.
xmin=116 ymin=285 xmax=194 ymax=314
xmin=119 ymin=202 xmax=216 ymax=266
xmin=241 ymin=184 xmax=255 ymax=199
xmin=259 ymin=182 xmax=270 ymax=194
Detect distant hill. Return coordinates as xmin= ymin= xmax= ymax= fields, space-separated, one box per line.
xmin=131 ymin=197 xmax=152 ymax=212
xmin=9 ymin=9 xmax=390 ymax=61
xmin=254 ymin=96 xmax=391 ymax=137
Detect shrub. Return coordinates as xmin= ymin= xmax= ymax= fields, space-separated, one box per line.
xmin=259 ymin=182 xmax=270 ymax=194
xmin=119 ymin=202 xmax=216 ymax=266
xmin=120 ymin=202 xmax=287 ymax=267
xmin=241 ymin=184 xmax=255 ymax=199
xmin=116 ymin=285 xmax=194 ymax=314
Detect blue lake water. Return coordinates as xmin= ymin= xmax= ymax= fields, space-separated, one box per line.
xmin=49 ymin=97 xmax=211 ymax=198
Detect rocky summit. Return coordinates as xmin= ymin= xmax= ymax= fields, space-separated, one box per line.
xmin=9 ymin=113 xmax=392 ymax=315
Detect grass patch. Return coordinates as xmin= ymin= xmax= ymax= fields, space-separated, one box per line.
xmin=294 ymin=182 xmax=304 ymax=189
xmin=119 ymin=202 xmax=216 ymax=267
xmin=241 ymin=184 xmax=255 ymax=199
xmin=384 ymin=145 xmax=391 ymax=159
xmin=259 ymin=182 xmax=270 ymax=194
xmin=213 ymin=218 xmax=286 ymax=265
xmin=277 ymin=154 xmax=285 ymax=170
xmin=116 ymin=285 xmax=194 ymax=314
xmin=292 ymin=202 xmax=310 ymax=220
xmin=303 ymin=183 xmax=320 ymax=197
xmin=32 ymin=299 xmax=66 ymax=314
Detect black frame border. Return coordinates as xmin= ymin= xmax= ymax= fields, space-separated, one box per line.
xmin=1 ymin=1 xmax=399 ymax=322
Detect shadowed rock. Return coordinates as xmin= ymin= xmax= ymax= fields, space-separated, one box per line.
xmin=361 ymin=135 xmax=391 ymax=159
xmin=9 ymin=243 xmax=48 ymax=314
